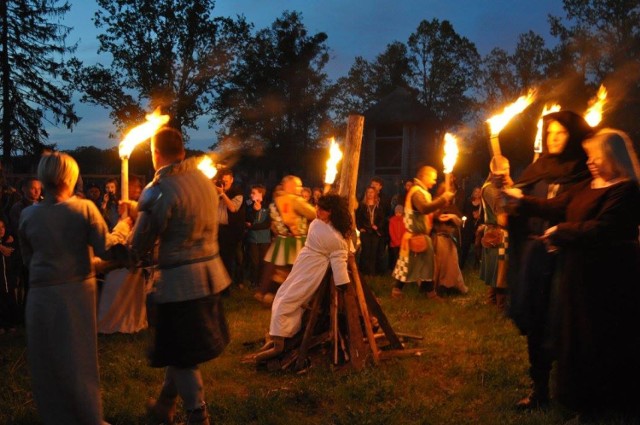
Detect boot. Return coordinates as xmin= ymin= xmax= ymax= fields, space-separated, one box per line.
xmin=420 ymin=281 xmax=442 ymax=302
xmin=184 ymin=402 xmax=210 ymax=425
xmin=146 ymin=389 xmax=178 ymax=424
xmin=486 ymin=287 xmax=496 ymax=305
xmin=495 ymin=288 xmax=508 ymax=313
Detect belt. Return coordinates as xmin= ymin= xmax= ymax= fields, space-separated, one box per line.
xmin=159 ymin=252 xmax=220 ymax=270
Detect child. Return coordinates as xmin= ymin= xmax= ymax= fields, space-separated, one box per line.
xmin=388 ymin=205 xmax=406 ymax=271
xmin=245 ymin=185 xmax=271 ymax=287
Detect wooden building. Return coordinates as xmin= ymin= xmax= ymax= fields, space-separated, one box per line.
xmin=358 ymin=87 xmax=440 ymax=196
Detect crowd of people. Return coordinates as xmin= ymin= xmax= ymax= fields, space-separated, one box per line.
xmin=1 ymin=114 xmax=639 ymax=424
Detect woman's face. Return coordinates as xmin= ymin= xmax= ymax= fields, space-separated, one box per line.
xmin=546 ymin=120 xmax=570 ymax=154
xmin=316 ymin=206 xmax=331 ymax=223
xmin=584 ymin=140 xmax=618 ymax=181
xmin=105 ymin=182 xmax=117 ymax=194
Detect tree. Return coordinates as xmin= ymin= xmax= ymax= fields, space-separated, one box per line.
xmin=213 ymin=11 xmax=333 ymax=170
xmin=479 ymin=47 xmax=518 ymax=110
xmin=549 ymin=0 xmax=640 ymax=138
xmin=333 ymin=41 xmax=413 ymax=118
xmin=407 ymin=19 xmax=481 ymax=130
xmin=0 ymin=0 xmax=78 ymax=164
xmin=72 ymin=0 xmax=250 ymax=138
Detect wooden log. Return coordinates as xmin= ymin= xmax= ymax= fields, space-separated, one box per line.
xmin=337 ymin=114 xmax=364 ymax=218
xmin=342 ymin=279 xmax=367 ymax=370
xmin=347 ymin=255 xmax=380 ymax=363
xmin=331 ymin=284 xmax=339 ymax=364
xmin=294 ymin=269 xmax=331 ymax=370
xmin=359 ymin=274 xmax=403 ymax=350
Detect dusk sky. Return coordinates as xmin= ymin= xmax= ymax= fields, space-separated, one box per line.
xmin=49 ymin=0 xmax=566 ymax=151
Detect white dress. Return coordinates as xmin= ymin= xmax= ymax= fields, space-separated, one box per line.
xmin=269 ymin=219 xmax=350 ymax=338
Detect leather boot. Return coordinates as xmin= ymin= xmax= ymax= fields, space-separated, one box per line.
xmin=486 ymin=287 xmax=496 ymax=305
xmin=184 ymin=402 xmax=210 ymax=425
xmin=147 ymin=389 xmax=178 ymax=424
xmin=495 ymin=288 xmax=507 ymax=313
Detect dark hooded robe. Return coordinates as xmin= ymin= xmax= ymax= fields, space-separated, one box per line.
xmin=506 ymin=111 xmax=593 ymax=402
xmin=508 ymin=110 xmax=593 ymax=333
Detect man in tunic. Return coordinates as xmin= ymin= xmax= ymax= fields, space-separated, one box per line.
xmin=391 ymin=166 xmax=454 ymax=299
xmin=479 ymin=155 xmax=512 ymax=311
xmin=131 ymin=127 xmax=231 ymax=425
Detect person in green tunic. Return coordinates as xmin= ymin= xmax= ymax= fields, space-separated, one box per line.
xmin=391 ymin=166 xmax=454 ymax=298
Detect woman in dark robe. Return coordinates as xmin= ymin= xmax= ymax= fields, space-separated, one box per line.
xmin=506 ymin=110 xmax=593 ymax=409
xmin=504 ymin=128 xmax=640 ymax=421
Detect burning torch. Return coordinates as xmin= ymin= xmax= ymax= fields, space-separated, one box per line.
xmin=442 ymin=132 xmax=459 ymax=193
xmin=324 ymin=137 xmax=343 ymax=194
xmin=584 ymin=84 xmax=607 ymax=128
xmin=118 ymin=108 xmax=170 ymax=202
xmin=486 ymin=90 xmax=536 ymax=157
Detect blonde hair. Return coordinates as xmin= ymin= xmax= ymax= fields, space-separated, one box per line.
xmin=37 ymin=152 xmax=80 ymax=195
xmin=583 ymin=128 xmax=640 ymax=183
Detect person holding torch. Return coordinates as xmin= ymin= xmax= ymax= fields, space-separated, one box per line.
xmin=130 ymin=127 xmax=231 ymax=425
xmin=391 ymin=166 xmax=454 ymax=299
xmin=506 ymin=111 xmax=592 ymax=410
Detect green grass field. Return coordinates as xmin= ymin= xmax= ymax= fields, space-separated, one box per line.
xmin=0 ymin=268 xmax=624 ymax=424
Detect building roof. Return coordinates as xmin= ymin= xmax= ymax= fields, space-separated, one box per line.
xmin=364 ymin=87 xmax=437 ymax=125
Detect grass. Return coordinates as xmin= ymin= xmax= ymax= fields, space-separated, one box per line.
xmin=0 ymin=267 xmax=626 ymax=424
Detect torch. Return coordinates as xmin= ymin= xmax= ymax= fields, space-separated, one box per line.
xmin=533 ymin=104 xmax=561 ymax=162
xmin=584 ymin=84 xmax=607 ymax=128
xmin=324 ymin=137 xmax=343 ymax=194
xmin=197 ymin=155 xmax=218 ymax=180
xmin=486 ymin=90 xmax=536 ymax=157
xmin=118 ymin=108 xmax=170 ymax=202
xmin=442 ymin=132 xmax=459 ymax=193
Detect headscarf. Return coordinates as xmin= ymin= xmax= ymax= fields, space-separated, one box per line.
xmin=516 ymin=110 xmax=593 ymax=187
xmin=585 ymin=128 xmax=640 ymax=184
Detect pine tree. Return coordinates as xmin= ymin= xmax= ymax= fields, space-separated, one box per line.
xmin=0 ymin=0 xmax=78 ymax=164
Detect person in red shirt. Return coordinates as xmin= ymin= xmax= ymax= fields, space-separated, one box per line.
xmin=387 ymin=205 xmax=406 ymax=271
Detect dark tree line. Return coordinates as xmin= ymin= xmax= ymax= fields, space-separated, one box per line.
xmin=2 ymin=0 xmax=640 ymax=178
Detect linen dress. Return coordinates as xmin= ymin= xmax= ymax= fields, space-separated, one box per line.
xmin=19 ymin=197 xmax=128 ymax=425
xmin=270 ymin=219 xmax=349 ymax=338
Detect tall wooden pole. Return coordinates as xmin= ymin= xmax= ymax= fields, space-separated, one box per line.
xmin=335 ymin=114 xmax=381 ymax=366
xmin=337 ymin=115 xmax=364 ymax=213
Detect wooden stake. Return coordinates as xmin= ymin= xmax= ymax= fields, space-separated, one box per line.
xmin=348 ymin=255 xmax=380 ymax=363
xmin=294 ymin=270 xmax=331 ymax=371
xmin=338 ymin=115 xmax=364 ymax=219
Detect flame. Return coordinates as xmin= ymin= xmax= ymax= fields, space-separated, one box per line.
xmin=584 ymin=85 xmax=607 ymax=127
xmin=534 ymin=104 xmax=561 ymax=153
xmin=197 ymin=155 xmax=218 ymax=179
xmin=486 ymin=90 xmax=536 ymax=136
xmin=118 ymin=107 xmax=170 ymax=158
xmin=442 ymin=133 xmax=459 ymax=174
xmin=324 ymin=138 xmax=343 ymax=185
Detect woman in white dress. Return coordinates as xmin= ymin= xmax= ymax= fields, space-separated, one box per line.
xmin=257 ymin=193 xmax=353 ymax=360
